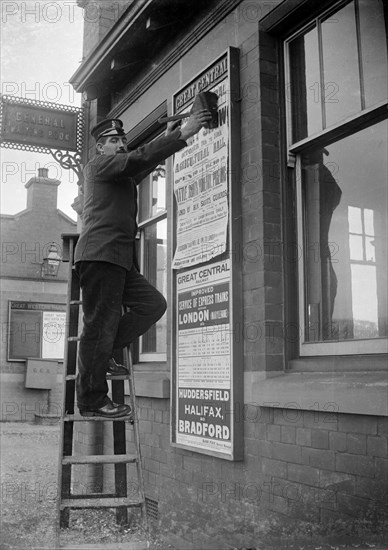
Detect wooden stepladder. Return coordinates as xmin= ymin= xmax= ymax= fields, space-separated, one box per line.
xmin=56 ymin=234 xmax=149 ymax=549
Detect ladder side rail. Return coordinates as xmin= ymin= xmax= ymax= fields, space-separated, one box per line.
xmin=112 ymin=374 xmax=129 ymax=525
xmin=123 ymin=343 xmax=150 ymax=537
xmin=61 ymin=267 xmax=81 ymax=524
xmin=56 ymin=235 xmax=79 ymax=539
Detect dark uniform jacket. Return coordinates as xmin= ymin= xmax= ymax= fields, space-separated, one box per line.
xmin=74 ymin=129 xmax=186 ymax=271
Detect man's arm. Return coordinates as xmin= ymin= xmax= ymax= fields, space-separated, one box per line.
xmin=132 ymin=119 xmax=188 ymax=185
xmin=96 ymin=111 xmax=211 ymax=180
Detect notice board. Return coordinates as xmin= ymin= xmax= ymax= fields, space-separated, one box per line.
xmin=171 ymin=48 xmax=243 ymax=460
xmin=8 ymin=301 xmax=66 ymax=361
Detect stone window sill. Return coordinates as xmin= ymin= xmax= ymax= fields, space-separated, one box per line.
xmin=130 ymin=362 xmax=170 ymax=399
xmin=247 ymin=355 xmax=387 ymax=417
xmin=126 ymin=358 xmax=387 ymax=416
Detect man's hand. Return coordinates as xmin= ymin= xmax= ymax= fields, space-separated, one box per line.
xmin=166 ymin=120 xmax=182 ymax=136
xmin=180 ymin=110 xmax=212 ymax=141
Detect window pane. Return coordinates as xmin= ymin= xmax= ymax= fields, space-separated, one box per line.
xmin=321 ymin=1 xmax=361 ymax=127
xmin=358 ymin=0 xmax=388 ymax=108
xmin=138 ymin=164 xmax=166 ymax=222
xmin=289 ymin=26 xmax=322 ymax=141
xmin=141 ymin=219 xmax=167 ymax=354
xmin=364 ymin=208 xmax=374 ymax=235
xmin=302 ymin=120 xmax=387 ymax=342
xmin=349 ymin=234 xmax=363 ymax=261
xmin=365 ymin=236 xmax=376 ymax=262
xmin=348 ymin=205 xmax=362 ymax=233
xmin=351 ymin=264 xmax=379 ymax=338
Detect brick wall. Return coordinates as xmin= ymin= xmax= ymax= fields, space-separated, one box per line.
xmin=69 ymin=397 xmax=387 ymax=546
xmin=130 ymin=400 xmax=388 ymax=547
xmin=237 ymin=27 xmax=285 ymax=376
xmin=72 ymin=423 xmax=105 ymax=494
xmin=80 ymin=0 xmax=131 ymax=59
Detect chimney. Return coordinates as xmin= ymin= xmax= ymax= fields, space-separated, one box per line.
xmin=25 ymin=167 xmax=60 ymax=210
xmin=38 ymin=167 xmax=49 ymax=178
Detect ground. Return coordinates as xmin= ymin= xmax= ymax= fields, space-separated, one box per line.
xmin=0 ymin=422 xmax=170 ymax=550
xmin=1 ymin=422 xmax=387 ymax=550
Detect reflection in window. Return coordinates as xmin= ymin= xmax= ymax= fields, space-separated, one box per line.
xmin=302 ymin=121 xmax=387 ymax=342
xmin=348 ymin=207 xmax=375 ymax=262
xmin=348 ymin=207 xmax=379 ymax=338
xmin=288 ymin=0 xmax=387 ymax=142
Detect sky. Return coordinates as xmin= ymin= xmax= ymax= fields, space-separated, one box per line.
xmin=0 ymin=0 xmax=84 ymax=221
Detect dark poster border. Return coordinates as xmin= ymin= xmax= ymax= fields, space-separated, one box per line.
xmin=170 ymin=48 xmax=243 ymax=461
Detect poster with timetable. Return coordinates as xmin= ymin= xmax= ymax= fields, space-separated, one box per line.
xmin=176 ymin=260 xmax=232 ymax=454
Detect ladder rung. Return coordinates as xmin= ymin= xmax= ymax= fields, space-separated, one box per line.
xmin=64 ymin=413 xmax=134 ymax=422
xmin=65 ymin=374 xmax=130 ymax=381
xmin=60 ymin=497 xmax=143 ymax=509
xmin=62 ymin=454 xmax=137 ymax=465
xmin=68 ymin=336 xmax=81 ymax=342
xmin=59 ymin=542 xmax=148 ymax=549
xmin=68 ymin=493 xmax=117 ymax=500
xmin=70 ymin=300 xmax=82 ymax=305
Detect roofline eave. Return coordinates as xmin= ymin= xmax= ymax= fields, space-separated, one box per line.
xmin=69 ymin=0 xmax=153 ymax=92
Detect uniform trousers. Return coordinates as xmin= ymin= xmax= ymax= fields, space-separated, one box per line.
xmin=75 ymin=261 xmax=167 ymax=409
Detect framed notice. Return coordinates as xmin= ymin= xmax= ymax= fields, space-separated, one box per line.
xmin=171 ymin=48 xmax=243 ymax=460
xmin=8 ymin=301 xmax=66 ymax=361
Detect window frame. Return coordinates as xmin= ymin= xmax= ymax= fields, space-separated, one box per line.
xmin=284 ymin=0 xmax=388 ymax=356
xmin=138 ymin=202 xmax=168 ymax=362
xmin=124 ymin=102 xmax=169 ymax=364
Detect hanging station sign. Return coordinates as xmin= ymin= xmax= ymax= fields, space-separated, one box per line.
xmin=171 ymin=48 xmax=243 ymax=460
xmin=0 ymin=95 xmax=83 ymax=152
xmin=0 ymin=95 xmax=84 ymax=184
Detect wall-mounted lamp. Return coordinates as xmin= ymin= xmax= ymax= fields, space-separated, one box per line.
xmin=82 ymin=84 xmax=99 ymax=102
xmin=41 ymin=243 xmax=61 ymax=278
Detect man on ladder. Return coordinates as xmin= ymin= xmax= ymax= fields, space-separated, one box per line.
xmin=74 ymin=109 xmax=212 ymax=418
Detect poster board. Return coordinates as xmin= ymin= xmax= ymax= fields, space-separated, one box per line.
xmin=8 ymin=301 xmax=66 ymax=361
xmin=171 ymin=48 xmax=243 ymax=460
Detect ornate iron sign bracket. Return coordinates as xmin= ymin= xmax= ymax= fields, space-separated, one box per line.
xmin=49 ymin=148 xmax=83 ymax=187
